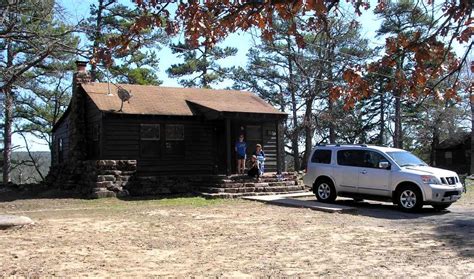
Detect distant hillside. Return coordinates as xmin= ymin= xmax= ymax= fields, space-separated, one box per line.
xmin=0 ymin=152 xmax=51 ymax=184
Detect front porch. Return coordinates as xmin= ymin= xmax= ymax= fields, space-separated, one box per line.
xmin=205 ymin=111 xmax=286 ymax=176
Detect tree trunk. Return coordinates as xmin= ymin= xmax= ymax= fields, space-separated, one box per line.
xmin=202 ymin=43 xmax=209 ymax=88
xmin=302 ymin=98 xmax=314 ymax=169
xmin=393 ymin=92 xmax=402 ymax=148
xmin=430 ymin=125 xmax=439 ymax=166
xmin=328 ymin=98 xmax=336 ymax=144
xmin=2 ymin=86 xmax=13 ymax=184
xmin=326 ymin=39 xmax=336 ymax=144
xmin=378 ymin=92 xmax=385 ymax=145
xmin=90 ymin=0 xmax=105 ymax=82
xmin=2 ymin=39 xmax=14 ymax=184
xmin=470 ymin=93 xmax=474 ymax=175
xmin=287 ymin=38 xmax=299 ymax=171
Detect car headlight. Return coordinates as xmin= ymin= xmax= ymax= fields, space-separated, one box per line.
xmin=421 ymin=175 xmax=440 ymax=184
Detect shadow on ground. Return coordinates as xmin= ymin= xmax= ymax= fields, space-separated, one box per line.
xmin=434 ymin=212 xmax=474 ymax=258
xmin=333 ymin=199 xmax=450 ymax=220
xmin=321 ymin=198 xmax=474 ymax=258
xmin=0 ymin=187 xmax=83 ymax=202
xmin=0 ymin=186 xmax=201 ymax=203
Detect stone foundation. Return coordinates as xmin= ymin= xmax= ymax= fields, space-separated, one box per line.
xmin=47 ymin=160 xmax=306 ymax=199
xmin=46 ymin=160 xmax=138 ymax=198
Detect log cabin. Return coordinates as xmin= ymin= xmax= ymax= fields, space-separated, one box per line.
xmin=48 ymin=61 xmax=290 ymax=197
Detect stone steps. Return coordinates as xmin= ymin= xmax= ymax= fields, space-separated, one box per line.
xmin=193 ymin=180 xmax=301 ymax=189
xmin=199 ymin=190 xmax=309 ymax=199
xmin=198 ymin=185 xmax=305 ymax=194
xmin=196 ymin=172 xmax=308 ymax=199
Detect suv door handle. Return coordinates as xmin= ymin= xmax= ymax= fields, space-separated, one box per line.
xmin=360 ymin=170 xmax=367 ymax=174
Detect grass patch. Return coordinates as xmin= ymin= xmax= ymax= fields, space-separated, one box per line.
xmin=75 ymin=196 xmax=233 ymax=209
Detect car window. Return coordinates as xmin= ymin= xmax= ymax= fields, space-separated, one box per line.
xmin=361 ymin=151 xmax=389 ymax=168
xmin=337 ymin=150 xmax=365 ymax=167
xmin=311 ymin=149 xmax=332 ymax=164
xmin=386 ymin=151 xmax=427 ymax=167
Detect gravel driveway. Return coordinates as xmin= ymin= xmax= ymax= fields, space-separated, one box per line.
xmin=0 ymin=190 xmax=472 ymax=277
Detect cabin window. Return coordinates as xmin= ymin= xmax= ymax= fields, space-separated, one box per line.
xmin=246 ymin=125 xmax=262 ymax=140
xmin=165 ymin=124 xmax=185 ymax=156
xmin=445 ymin=151 xmax=453 ymax=165
xmin=141 ymin=124 xmax=160 ymax=140
xmin=140 ymin=124 xmax=160 ymax=158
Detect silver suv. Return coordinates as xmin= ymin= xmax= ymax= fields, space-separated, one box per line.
xmin=303 ymin=144 xmax=464 ymax=212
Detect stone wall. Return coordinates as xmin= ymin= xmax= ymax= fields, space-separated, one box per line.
xmin=46 ymin=160 xmax=220 ymax=198
xmin=46 ymin=160 xmax=138 ymax=198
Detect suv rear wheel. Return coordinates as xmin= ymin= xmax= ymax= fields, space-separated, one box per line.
xmin=314 ymin=179 xmax=336 ymax=203
xmin=396 ymin=185 xmax=423 ymax=212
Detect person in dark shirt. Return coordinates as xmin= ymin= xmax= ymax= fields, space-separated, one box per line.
xmin=247 ymin=155 xmax=260 ymax=179
xmin=253 ymin=144 xmax=265 ymax=175
xmin=235 ymin=134 xmax=247 ymax=174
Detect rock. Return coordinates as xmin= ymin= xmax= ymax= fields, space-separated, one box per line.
xmin=97 ymin=175 xmax=116 ymax=182
xmin=116 ymin=190 xmax=129 ymax=198
xmin=96 ymin=181 xmax=113 ymax=188
xmin=0 ymin=215 xmax=34 ymax=229
xmin=89 ymin=190 xmax=116 ymax=199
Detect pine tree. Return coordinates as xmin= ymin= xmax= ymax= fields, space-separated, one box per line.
xmin=375 ymin=0 xmax=435 ymax=148
xmin=85 ymin=0 xmax=164 ymax=85
xmin=0 ymin=0 xmax=77 ymax=183
xmin=167 ymin=41 xmax=237 ymax=88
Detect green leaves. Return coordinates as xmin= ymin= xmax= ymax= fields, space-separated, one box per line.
xmin=85 ymin=0 xmax=164 ymax=85
xmin=166 ymin=42 xmax=237 ymax=88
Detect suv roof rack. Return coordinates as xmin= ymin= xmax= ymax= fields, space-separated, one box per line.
xmin=334 ymin=144 xmax=368 ymax=147
xmin=315 ymin=143 xmax=369 ymax=148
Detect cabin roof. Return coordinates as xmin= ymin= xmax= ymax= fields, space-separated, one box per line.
xmin=81 ymin=83 xmax=286 ymax=116
xmin=436 ymin=132 xmax=470 ymax=150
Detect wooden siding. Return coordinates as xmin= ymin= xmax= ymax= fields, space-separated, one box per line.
xmin=435 ymin=148 xmax=470 ymax=174
xmin=101 ymin=115 xmax=216 ymax=175
xmin=85 ymin=95 xmax=102 ymax=159
xmin=261 ymin=122 xmax=278 ymax=173
xmin=52 ymin=114 xmax=70 ymax=165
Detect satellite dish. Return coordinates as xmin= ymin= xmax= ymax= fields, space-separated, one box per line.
xmin=117 ymin=87 xmax=132 ymax=112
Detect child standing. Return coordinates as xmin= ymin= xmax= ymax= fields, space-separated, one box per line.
xmin=253 ymin=144 xmax=265 ymax=175
xmin=235 ymin=134 xmax=247 ymax=174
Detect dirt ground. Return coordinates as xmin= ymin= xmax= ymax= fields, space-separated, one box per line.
xmin=0 ymin=186 xmax=473 ymax=277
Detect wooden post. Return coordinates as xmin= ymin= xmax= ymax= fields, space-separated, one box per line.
xmin=225 ymin=118 xmax=232 ymax=176
xmin=276 ymin=119 xmax=284 ymax=174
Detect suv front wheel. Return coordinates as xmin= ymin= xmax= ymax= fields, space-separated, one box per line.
xmin=314 ymin=179 xmax=337 ymax=203
xmin=396 ymin=185 xmax=423 ymax=212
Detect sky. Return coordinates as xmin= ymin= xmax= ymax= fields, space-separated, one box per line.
xmin=10 ymin=0 xmax=469 ymax=152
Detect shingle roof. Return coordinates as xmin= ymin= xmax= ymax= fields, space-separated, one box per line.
xmin=436 ymin=132 xmax=470 ymax=150
xmin=81 ymin=83 xmax=286 ymax=116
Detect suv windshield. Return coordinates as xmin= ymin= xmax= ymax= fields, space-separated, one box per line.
xmin=386 ymin=151 xmax=427 ymax=167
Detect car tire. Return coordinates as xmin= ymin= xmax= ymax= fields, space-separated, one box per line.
xmin=314 ymin=179 xmax=336 ymax=203
xmin=432 ymin=203 xmax=452 ymax=211
xmin=396 ymin=185 xmax=423 ymax=212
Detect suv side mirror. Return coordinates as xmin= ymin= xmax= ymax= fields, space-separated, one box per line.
xmin=379 ymin=161 xmax=391 ymax=170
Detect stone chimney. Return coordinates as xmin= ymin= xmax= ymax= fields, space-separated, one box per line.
xmin=69 ymin=60 xmax=91 ymax=162
xmin=73 ymin=61 xmax=91 ymax=91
